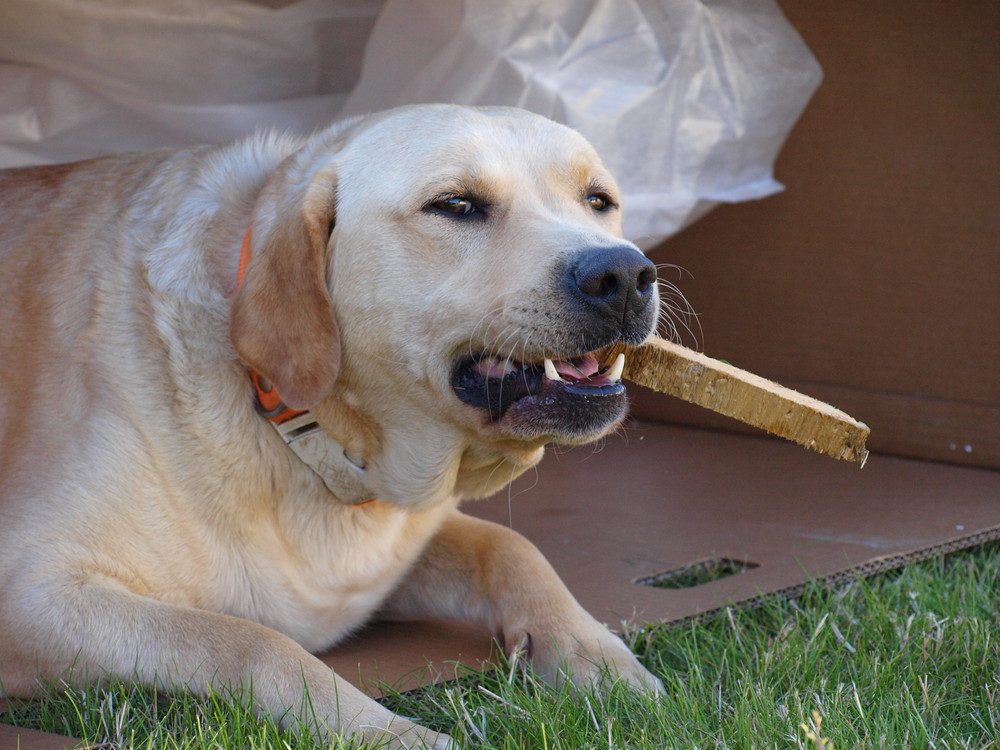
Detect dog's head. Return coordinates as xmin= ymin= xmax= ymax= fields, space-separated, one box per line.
xmin=231 ymin=105 xmax=659 ymax=505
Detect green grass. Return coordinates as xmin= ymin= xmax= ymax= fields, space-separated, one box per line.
xmin=5 ymin=541 xmax=999 ymax=749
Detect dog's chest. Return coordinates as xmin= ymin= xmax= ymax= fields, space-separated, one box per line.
xmin=212 ymin=500 xmax=446 ymax=652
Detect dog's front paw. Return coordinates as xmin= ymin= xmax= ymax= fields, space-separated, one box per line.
xmin=382 ymin=726 xmax=453 ymax=750
xmin=319 ymin=690 xmax=452 ymax=750
xmin=349 ymin=712 xmax=453 ymax=750
xmin=505 ymin=611 xmax=664 ymax=696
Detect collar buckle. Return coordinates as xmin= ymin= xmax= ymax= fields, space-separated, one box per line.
xmin=271 ymin=412 xmax=376 ymax=505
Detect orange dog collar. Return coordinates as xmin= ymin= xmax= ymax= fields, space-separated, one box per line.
xmin=237 ymin=225 xmax=375 ymax=505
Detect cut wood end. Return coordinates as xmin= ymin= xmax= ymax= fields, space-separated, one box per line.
xmin=605 ymin=338 xmax=871 ymax=466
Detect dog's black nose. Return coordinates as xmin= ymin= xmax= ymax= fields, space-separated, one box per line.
xmin=568 ymin=244 xmax=657 ymax=323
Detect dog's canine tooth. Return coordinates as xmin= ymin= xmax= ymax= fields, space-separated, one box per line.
xmin=607 ymin=352 xmax=625 ymax=382
xmin=543 ymin=358 xmax=564 ymax=382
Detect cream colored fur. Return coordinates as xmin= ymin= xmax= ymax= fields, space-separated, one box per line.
xmin=0 ymin=105 xmax=662 ymax=749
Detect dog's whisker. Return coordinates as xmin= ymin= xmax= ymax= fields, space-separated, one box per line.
xmin=653 ymin=262 xmax=693 ymax=280
xmin=649 ymin=276 xmax=700 ymax=348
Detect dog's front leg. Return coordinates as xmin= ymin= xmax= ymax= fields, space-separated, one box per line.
xmin=10 ymin=583 xmax=451 ymax=749
xmin=381 ymin=509 xmax=663 ymax=694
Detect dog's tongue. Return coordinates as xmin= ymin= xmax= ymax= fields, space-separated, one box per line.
xmin=471 ymin=351 xmax=619 ymax=387
xmin=553 ymin=353 xmax=600 ymax=381
xmin=474 ymin=353 xmax=602 ymax=381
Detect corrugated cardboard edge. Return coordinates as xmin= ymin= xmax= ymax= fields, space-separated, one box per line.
xmin=657 ymin=524 xmax=1000 ymax=630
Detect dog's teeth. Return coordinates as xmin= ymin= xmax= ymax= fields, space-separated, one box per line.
xmin=607 ymin=352 xmax=625 ymax=382
xmin=543 ymin=358 xmax=564 ymax=382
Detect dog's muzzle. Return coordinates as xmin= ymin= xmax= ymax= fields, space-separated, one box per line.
xmin=451 ymin=244 xmax=657 ymax=440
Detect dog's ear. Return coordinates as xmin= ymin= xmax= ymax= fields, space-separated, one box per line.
xmin=230 ymin=159 xmax=340 ymax=411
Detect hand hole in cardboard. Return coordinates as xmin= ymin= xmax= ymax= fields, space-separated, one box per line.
xmin=636 ymin=557 xmax=759 ymax=590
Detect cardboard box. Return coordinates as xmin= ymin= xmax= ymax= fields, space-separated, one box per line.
xmin=635 ymin=0 xmax=999 ymax=471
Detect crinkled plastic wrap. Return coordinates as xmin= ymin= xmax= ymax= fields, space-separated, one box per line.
xmin=0 ymin=0 xmax=385 ymax=164
xmin=0 ymin=0 xmax=821 ymax=246
xmin=344 ymin=0 xmax=822 ymax=244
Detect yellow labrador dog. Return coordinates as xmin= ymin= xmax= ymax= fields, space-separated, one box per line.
xmin=0 ymin=105 xmax=661 ymax=748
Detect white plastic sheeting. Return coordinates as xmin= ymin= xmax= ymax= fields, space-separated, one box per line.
xmin=0 ymin=0 xmax=821 ymax=246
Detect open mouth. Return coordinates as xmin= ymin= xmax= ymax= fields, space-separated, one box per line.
xmin=451 ymin=349 xmax=626 ymax=423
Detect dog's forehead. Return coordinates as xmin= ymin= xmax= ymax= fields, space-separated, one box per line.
xmin=336 ymin=106 xmax=608 ymax=198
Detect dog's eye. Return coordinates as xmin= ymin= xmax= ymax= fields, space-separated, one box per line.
xmin=431 ymin=196 xmax=482 ymax=217
xmin=587 ymin=193 xmax=615 ymax=212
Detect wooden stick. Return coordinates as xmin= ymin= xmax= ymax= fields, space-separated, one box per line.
xmin=604 ymin=336 xmax=870 ymax=466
